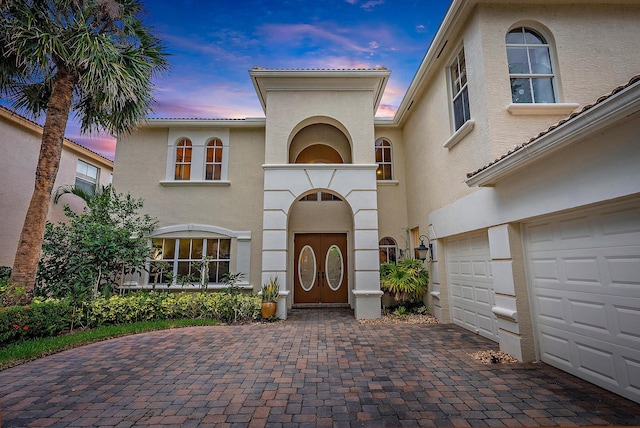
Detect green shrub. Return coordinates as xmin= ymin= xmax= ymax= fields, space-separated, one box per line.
xmin=83 ymin=291 xmax=261 ymax=328
xmin=380 ymin=258 xmax=429 ymax=303
xmin=0 ymin=299 xmax=74 ymax=346
xmin=1 ymin=291 xmax=261 ymax=348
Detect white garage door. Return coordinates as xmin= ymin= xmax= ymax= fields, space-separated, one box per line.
xmin=446 ymin=231 xmax=498 ymax=341
xmin=525 ymin=200 xmax=640 ymax=403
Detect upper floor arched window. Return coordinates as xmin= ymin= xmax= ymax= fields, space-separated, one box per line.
xmin=174 ymin=138 xmax=192 ymax=180
xmin=205 ymin=138 xmax=223 ymax=180
xmin=506 ymin=26 xmax=556 ymax=103
xmin=375 ymin=138 xmax=393 ymax=180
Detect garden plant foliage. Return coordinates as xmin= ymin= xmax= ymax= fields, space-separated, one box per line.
xmin=37 ymin=187 xmax=156 ymax=302
xmin=1 ymin=291 xmax=261 ymax=348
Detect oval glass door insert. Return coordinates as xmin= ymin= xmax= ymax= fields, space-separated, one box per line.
xmin=325 ymin=245 xmax=344 ymax=291
xmin=298 ymin=245 xmax=316 ymax=292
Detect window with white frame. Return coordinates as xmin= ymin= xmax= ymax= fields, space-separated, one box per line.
xmin=375 ymin=138 xmax=393 ymax=180
xmin=149 ymin=237 xmax=231 ymax=286
xmin=450 ymin=48 xmax=471 ymax=130
xmin=174 ymin=138 xmax=192 ymax=180
xmin=205 ymin=138 xmax=223 ymax=180
xmin=75 ymin=160 xmax=99 ymax=195
xmin=506 ymin=26 xmax=556 ymax=103
xmin=165 ymin=132 xmax=229 ymax=184
xmin=379 ymin=237 xmax=398 ymax=264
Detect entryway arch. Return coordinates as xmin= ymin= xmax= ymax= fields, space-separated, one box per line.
xmin=261 ymin=164 xmax=382 ymax=319
xmin=289 ymin=189 xmax=353 ymax=306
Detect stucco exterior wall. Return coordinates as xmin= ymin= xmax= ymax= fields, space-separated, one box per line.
xmin=374 ymin=127 xmax=408 ymax=253
xmin=0 ymin=112 xmax=113 ymax=267
xmin=430 ymin=110 xmax=640 ymax=238
xmin=402 ymin=2 xmax=640 ymax=236
xmin=113 ymin=126 xmax=266 ymax=288
xmin=477 ymin=3 xmax=640 ymax=160
xmin=265 ymin=91 xmax=375 ymax=165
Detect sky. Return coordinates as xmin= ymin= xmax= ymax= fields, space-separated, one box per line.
xmin=35 ymin=0 xmax=453 ymax=160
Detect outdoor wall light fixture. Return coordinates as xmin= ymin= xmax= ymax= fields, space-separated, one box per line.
xmin=415 ymin=235 xmax=433 ymax=262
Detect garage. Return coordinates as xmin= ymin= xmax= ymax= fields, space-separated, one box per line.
xmin=446 ymin=231 xmax=498 ymax=341
xmin=524 ymin=199 xmax=640 ymax=403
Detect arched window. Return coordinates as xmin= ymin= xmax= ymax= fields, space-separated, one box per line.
xmin=174 ymin=138 xmax=192 ymax=180
xmin=506 ymin=26 xmax=556 ymax=103
xmin=205 ymin=138 xmax=223 ymax=180
xmin=375 ymin=139 xmax=393 ymax=180
xmin=379 ymin=237 xmax=398 ymax=264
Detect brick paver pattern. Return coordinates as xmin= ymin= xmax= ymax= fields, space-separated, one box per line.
xmin=1 ymin=308 xmax=639 ymax=427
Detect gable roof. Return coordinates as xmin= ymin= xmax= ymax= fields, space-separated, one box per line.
xmin=465 ymin=74 xmax=640 ymax=187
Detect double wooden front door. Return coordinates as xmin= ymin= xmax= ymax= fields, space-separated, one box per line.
xmin=294 ymin=233 xmax=348 ymax=304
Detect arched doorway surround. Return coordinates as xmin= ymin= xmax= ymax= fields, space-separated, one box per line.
xmin=261 ymin=163 xmax=382 ymax=320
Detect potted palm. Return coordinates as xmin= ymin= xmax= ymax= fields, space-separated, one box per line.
xmin=260 ymin=277 xmax=279 ymax=319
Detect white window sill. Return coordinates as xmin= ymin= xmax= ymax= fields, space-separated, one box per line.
xmin=377 ymin=180 xmax=399 ymax=186
xmin=443 ymin=119 xmax=474 ymax=149
xmin=159 ymin=180 xmax=231 ymax=187
xmin=507 ymin=103 xmax=579 ymax=116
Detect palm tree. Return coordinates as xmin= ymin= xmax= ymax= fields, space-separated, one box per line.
xmin=53 ymin=183 xmax=108 ymax=205
xmin=0 ymin=0 xmax=168 ymax=305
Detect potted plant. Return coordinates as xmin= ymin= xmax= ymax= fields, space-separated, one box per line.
xmin=261 ymin=277 xmax=279 ymax=319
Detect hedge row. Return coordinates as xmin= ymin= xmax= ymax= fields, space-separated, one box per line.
xmin=1 ymin=291 xmax=261 ymax=347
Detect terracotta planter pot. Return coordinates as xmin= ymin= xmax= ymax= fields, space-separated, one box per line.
xmin=261 ymin=301 xmax=277 ymax=319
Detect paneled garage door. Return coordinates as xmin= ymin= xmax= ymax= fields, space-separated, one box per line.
xmin=524 ymin=199 xmax=640 ymax=403
xmin=446 ymin=232 xmax=498 ymax=341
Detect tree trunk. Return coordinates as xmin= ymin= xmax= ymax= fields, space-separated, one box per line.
xmin=5 ymin=68 xmax=78 ymax=306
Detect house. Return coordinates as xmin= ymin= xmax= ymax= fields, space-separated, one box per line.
xmin=113 ymin=0 xmax=640 ymax=403
xmin=0 ymin=106 xmax=114 ymax=267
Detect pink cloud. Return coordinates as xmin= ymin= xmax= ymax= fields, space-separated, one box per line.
xmin=68 ymin=133 xmax=117 ymax=161
xmin=259 ymin=23 xmax=375 ymax=54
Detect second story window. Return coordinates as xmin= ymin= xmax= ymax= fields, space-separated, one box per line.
xmin=76 ymin=160 xmax=99 ymax=195
xmin=174 ymin=138 xmax=192 ymax=180
xmin=506 ymin=26 xmax=556 ymax=104
xmin=450 ymin=48 xmax=470 ymax=130
xmin=375 ymin=138 xmax=393 ymax=180
xmin=205 ymin=138 xmax=223 ymax=180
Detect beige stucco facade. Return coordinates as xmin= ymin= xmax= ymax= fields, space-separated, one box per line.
xmin=111 ymin=0 xmax=640 ymax=403
xmin=0 ymin=106 xmax=113 ymax=268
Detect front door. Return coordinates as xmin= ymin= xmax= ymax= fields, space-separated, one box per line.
xmin=294 ymin=233 xmax=348 ymax=304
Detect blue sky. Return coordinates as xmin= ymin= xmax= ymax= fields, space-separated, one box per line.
xmin=66 ymin=0 xmax=452 ymax=159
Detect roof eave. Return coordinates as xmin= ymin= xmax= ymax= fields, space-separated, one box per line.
xmin=392 ymin=0 xmax=474 ymax=126
xmin=465 ymin=80 xmax=640 ymax=187
xmin=140 ymin=117 xmax=266 ymax=128
xmin=248 ymin=68 xmax=391 ymax=114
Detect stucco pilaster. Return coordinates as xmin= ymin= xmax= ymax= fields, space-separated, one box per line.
xmin=488 ymin=223 xmax=535 ymax=362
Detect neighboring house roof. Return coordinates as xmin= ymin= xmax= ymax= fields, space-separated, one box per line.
xmin=0 ymin=105 xmax=114 ymax=168
xmin=465 ymin=74 xmax=640 ymax=187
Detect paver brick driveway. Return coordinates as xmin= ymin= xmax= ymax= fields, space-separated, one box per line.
xmin=1 ymin=308 xmax=639 ymax=427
